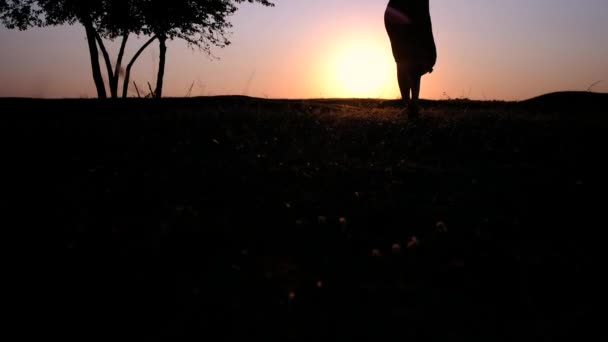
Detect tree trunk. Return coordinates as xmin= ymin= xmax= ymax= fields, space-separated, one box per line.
xmin=155 ymin=36 xmax=167 ymax=99
xmin=113 ymin=33 xmax=129 ymax=98
xmin=122 ymin=36 xmax=157 ymax=98
xmin=84 ymin=24 xmax=107 ymax=99
xmin=95 ymin=32 xmax=115 ymax=98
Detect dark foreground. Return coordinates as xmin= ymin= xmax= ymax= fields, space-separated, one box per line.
xmin=5 ymin=92 xmax=606 ymax=340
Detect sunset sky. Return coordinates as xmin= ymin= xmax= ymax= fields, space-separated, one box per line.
xmin=1 ymin=0 xmax=607 ymax=100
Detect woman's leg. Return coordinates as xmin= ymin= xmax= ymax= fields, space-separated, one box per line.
xmin=409 ymin=74 xmax=421 ymax=118
xmin=397 ymin=62 xmax=411 ymax=105
xmin=411 ymin=74 xmax=421 ymax=106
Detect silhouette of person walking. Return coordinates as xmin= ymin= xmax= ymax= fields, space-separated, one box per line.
xmin=385 ymin=0 xmax=436 ymax=119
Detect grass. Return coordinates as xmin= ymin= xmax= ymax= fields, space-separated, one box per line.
xmin=5 ymin=92 xmax=606 ymax=340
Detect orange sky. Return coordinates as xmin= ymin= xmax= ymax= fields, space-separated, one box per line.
xmin=1 ymin=0 xmax=607 ymax=100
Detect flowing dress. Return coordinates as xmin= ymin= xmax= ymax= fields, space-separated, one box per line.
xmin=385 ymin=0 xmax=437 ymax=75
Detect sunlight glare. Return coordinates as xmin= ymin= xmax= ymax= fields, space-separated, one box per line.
xmin=326 ymin=40 xmax=396 ymax=98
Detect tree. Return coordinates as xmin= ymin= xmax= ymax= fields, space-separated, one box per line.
xmin=32 ymin=0 xmax=146 ymax=99
xmin=94 ymin=0 xmax=142 ymax=99
xmin=1 ymin=0 xmax=121 ymax=98
xmin=1 ymin=0 xmax=275 ymax=99
xmin=128 ymin=0 xmax=275 ymax=99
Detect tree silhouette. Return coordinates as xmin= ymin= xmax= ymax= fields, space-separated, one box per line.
xmin=1 ymin=0 xmax=274 ymax=99
xmin=95 ymin=1 xmax=145 ymax=99
xmin=132 ymin=0 xmax=275 ymax=99
xmin=1 ymin=0 xmax=133 ymax=98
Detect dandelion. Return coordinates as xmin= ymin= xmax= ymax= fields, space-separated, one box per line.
xmin=436 ymin=221 xmax=448 ymax=233
xmin=407 ymin=236 xmax=419 ymax=249
xmin=392 ymin=243 xmax=401 ymax=255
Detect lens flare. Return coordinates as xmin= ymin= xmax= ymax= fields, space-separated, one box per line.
xmin=322 ymin=38 xmax=396 ymax=99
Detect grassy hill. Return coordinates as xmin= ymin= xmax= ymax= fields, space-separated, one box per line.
xmin=4 ymin=92 xmax=605 ymax=340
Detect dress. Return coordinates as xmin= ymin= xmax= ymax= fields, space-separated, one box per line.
xmin=385 ymin=0 xmax=437 ymax=75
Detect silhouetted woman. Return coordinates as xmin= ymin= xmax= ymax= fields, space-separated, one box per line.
xmin=385 ymin=0 xmax=436 ymax=118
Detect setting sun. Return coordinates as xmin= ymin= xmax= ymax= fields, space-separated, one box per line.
xmin=323 ymin=39 xmax=396 ymax=99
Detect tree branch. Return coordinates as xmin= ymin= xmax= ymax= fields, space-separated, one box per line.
xmin=94 ymin=31 xmax=115 ymax=97
xmin=83 ymin=22 xmax=107 ymax=99
xmin=122 ymin=35 xmax=158 ymax=98
xmin=113 ymin=33 xmax=129 ymax=97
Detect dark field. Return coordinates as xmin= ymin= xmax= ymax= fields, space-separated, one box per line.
xmin=5 ymin=92 xmax=606 ymax=340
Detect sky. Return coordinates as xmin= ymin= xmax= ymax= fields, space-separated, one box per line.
xmin=1 ymin=0 xmax=607 ymax=100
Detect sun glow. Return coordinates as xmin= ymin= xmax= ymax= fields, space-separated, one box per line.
xmin=322 ymin=39 xmax=397 ymax=98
